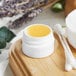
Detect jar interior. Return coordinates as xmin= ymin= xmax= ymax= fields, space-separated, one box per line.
xmin=27 ymin=24 xmax=51 ymax=37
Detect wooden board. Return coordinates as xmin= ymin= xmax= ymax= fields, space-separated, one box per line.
xmin=9 ymin=34 xmax=76 ymax=76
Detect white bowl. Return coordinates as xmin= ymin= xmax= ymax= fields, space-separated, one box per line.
xmin=22 ymin=24 xmax=55 ymax=58
xmin=66 ymin=10 xmax=76 ymax=48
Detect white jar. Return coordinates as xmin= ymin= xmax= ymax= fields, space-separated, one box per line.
xmin=66 ymin=10 xmax=76 ymax=48
xmin=22 ymin=24 xmax=55 ymax=58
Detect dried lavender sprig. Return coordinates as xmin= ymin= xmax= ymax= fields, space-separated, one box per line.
xmin=0 ymin=0 xmax=50 ymax=18
xmin=3 ymin=0 xmax=30 ymax=6
xmin=8 ymin=13 xmax=32 ymax=29
xmin=7 ymin=0 xmax=59 ymax=29
xmin=0 ymin=0 xmax=32 ymax=18
xmin=8 ymin=8 xmax=43 ymax=29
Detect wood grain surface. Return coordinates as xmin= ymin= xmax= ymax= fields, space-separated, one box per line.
xmin=9 ymin=34 xmax=76 ymax=76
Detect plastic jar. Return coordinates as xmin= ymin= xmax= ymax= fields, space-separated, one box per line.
xmin=22 ymin=24 xmax=55 ymax=58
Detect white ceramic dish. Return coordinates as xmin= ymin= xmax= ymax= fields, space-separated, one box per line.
xmin=66 ymin=10 xmax=76 ymax=48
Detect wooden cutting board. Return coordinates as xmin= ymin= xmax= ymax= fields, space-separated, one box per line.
xmin=9 ymin=34 xmax=76 ymax=76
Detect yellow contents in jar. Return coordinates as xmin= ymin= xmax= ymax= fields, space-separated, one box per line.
xmin=27 ymin=24 xmax=51 ymax=37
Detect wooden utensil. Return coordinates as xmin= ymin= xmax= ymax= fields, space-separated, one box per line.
xmin=65 ymin=0 xmax=76 ymax=16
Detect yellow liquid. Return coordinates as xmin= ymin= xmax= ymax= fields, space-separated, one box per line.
xmin=27 ymin=25 xmax=51 ymax=37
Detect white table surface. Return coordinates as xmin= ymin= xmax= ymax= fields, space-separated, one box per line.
xmin=0 ymin=9 xmax=65 ymax=76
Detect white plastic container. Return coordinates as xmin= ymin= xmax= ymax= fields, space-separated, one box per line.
xmin=66 ymin=10 xmax=76 ymax=48
xmin=22 ymin=24 xmax=55 ymax=58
